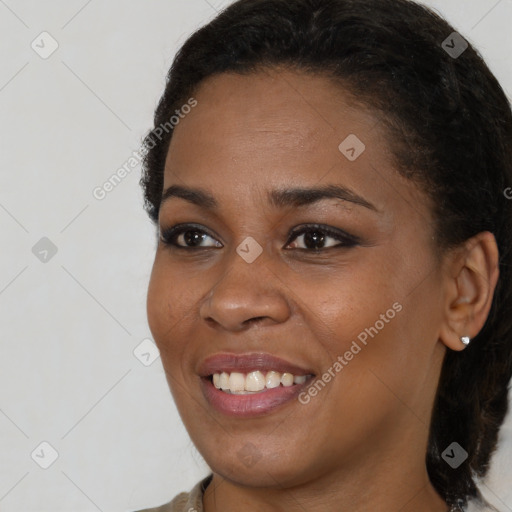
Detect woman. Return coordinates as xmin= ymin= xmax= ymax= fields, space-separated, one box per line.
xmin=136 ymin=0 xmax=512 ymax=510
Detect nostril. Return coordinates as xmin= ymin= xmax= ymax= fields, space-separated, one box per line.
xmin=243 ymin=316 xmax=267 ymax=326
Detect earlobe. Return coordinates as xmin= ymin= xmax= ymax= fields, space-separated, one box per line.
xmin=439 ymin=231 xmax=499 ymax=352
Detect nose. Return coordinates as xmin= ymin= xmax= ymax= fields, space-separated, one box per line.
xmin=199 ymin=250 xmax=292 ymax=332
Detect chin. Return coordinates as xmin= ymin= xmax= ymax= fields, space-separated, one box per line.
xmin=202 ymin=443 xmax=317 ymax=489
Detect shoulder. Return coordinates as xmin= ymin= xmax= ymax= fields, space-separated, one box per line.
xmin=132 ymin=474 xmax=213 ymax=512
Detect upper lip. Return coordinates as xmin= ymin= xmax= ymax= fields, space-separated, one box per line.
xmin=197 ymin=352 xmax=315 ymax=377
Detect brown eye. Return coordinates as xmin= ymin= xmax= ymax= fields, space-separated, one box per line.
xmin=160 ymin=224 xmax=223 ymax=249
xmin=286 ymin=225 xmax=359 ymax=250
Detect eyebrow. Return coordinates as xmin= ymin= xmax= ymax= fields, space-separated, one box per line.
xmin=160 ymin=184 xmax=378 ymax=212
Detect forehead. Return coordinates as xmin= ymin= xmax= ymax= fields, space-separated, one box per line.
xmin=166 ymin=69 xmax=385 ymax=179
xmin=161 ymin=68 xmax=430 ymax=225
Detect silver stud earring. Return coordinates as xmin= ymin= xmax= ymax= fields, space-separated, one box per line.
xmin=461 ymin=336 xmax=471 ymax=346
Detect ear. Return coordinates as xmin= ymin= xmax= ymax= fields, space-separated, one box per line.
xmin=439 ymin=231 xmax=500 ymax=352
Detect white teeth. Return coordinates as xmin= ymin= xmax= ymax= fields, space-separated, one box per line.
xmin=211 ymin=370 xmax=310 ymax=394
xmin=265 ymin=371 xmax=281 ymax=389
xmin=245 ymin=371 xmax=265 ymax=392
xmin=281 ymin=373 xmax=294 ymax=387
xmin=219 ymin=372 xmax=230 ymax=390
xmin=228 ymin=372 xmax=245 ymax=392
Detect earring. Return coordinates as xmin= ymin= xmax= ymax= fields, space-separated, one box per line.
xmin=461 ymin=336 xmax=471 ymax=346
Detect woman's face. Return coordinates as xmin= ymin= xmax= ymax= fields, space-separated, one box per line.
xmin=147 ymin=69 xmax=449 ymax=487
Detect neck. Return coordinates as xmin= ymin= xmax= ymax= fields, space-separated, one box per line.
xmin=203 ymin=466 xmax=448 ymax=512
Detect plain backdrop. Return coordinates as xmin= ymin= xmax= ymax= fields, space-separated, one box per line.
xmin=0 ymin=1 xmax=511 ymax=511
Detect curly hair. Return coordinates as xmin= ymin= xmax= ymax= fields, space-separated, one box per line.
xmin=139 ymin=0 xmax=512 ymax=508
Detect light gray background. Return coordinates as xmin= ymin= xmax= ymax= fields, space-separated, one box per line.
xmin=0 ymin=1 xmax=511 ymax=511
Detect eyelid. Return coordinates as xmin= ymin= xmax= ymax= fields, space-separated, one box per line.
xmin=285 ymin=224 xmax=360 ymax=248
xmin=159 ymin=223 xmax=223 ymax=248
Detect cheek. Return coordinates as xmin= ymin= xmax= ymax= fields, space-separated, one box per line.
xmin=146 ymin=257 xmax=213 ymax=382
xmin=147 ymin=256 xmax=196 ymax=323
xmin=146 ymin=259 xmax=190 ymax=362
xmin=146 ymin=263 xmax=169 ymax=341
xmin=304 ymin=267 xmax=400 ymax=343
xmin=304 ymin=248 xmax=440 ymax=382
xmin=316 ymin=267 xmax=443 ymax=415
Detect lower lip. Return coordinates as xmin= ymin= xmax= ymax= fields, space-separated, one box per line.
xmin=200 ymin=377 xmax=312 ymax=417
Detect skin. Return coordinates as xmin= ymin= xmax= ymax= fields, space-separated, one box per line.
xmin=146 ymin=68 xmax=499 ymax=512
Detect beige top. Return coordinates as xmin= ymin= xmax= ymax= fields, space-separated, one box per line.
xmin=135 ymin=475 xmax=212 ymax=512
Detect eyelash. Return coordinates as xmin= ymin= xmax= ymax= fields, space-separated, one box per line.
xmin=159 ymin=223 xmax=360 ymax=251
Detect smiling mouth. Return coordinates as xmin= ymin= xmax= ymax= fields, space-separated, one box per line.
xmin=209 ymin=370 xmax=314 ymax=394
xmin=198 ymin=352 xmax=316 ymax=416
